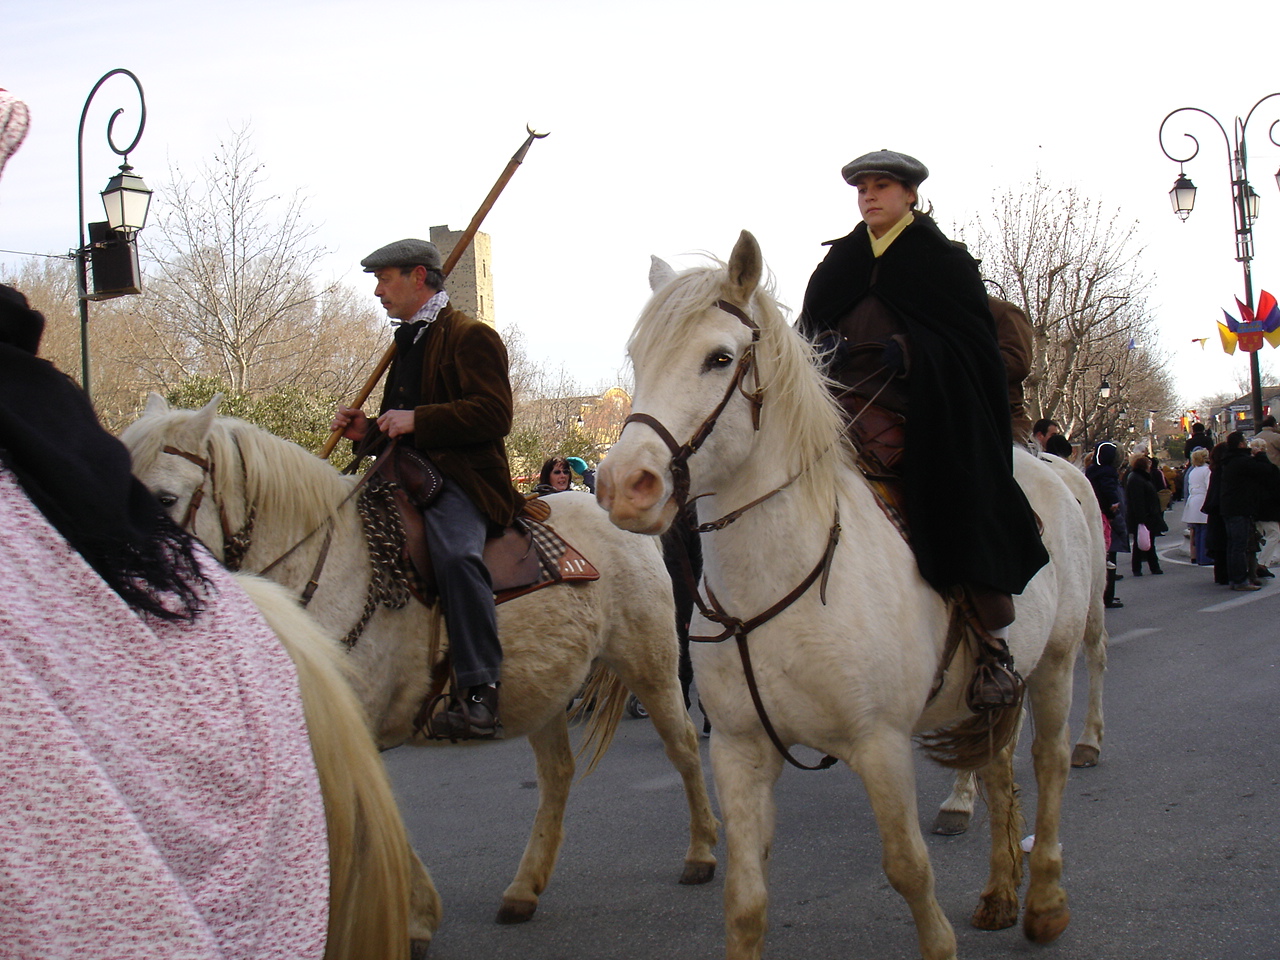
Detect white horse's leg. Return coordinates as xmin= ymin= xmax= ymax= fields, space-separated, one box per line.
xmin=1071 ymin=619 xmax=1107 ymax=768
xmin=969 ymin=741 xmax=1024 ymax=931
xmin=713 ymin=732 xmax=783 ymax=960
xmin=496 ymin=710 xmax=575 ymax=924
xmin=930 ymin=770 xmax=977 ymax=835
xmin=607 ymin=659 xmax=718 ymax=884
xmin=854 ymin=734 xmax=958 ymax=960
xmin=1021 ymin=665 xmax=1073 ymax=943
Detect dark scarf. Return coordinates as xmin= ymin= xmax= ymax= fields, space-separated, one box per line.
xmin=0 ymin=305 xmax=208 ymax=620
xmin=799 ymin=216 xmax=1048 ymax=595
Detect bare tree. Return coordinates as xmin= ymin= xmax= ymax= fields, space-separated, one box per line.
xmin=138 ymin=126 xmax=336 ymax=394
xmin=959 ymin=176 xmax=1177 ymax=446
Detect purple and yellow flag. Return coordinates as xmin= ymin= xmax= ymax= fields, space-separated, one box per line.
xmin=1218 ymin=290 xmax=1280 ymax=354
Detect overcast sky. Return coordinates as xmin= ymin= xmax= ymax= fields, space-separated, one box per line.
xmin=4 ymin=0 xmax=1279 ymax=411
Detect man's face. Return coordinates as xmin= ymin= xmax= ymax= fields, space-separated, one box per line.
xmin=1035 ymin=423 xmax=1060 ymax=449
xmin=372 ymin=266 xmax=429 ymax=322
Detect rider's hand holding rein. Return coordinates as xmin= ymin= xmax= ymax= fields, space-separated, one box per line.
xmin=331 ymin=405 xmax=370 ymax=441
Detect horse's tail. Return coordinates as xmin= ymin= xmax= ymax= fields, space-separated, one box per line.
xmin=568 ymin=663 xmax=629 ymax=776
xmin=914 ymin=692 xmax=1024 ymax=771
xmin=236 ymin=574 xmax=417 ymax=960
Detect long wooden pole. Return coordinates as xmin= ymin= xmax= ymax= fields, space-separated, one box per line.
xmin=319 ymin=125 xmax=549 ymax=459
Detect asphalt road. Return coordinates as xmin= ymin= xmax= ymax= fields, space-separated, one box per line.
xmin=384 ymin=512 xmax=1279 ymax=960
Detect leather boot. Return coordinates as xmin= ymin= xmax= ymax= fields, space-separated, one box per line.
xmin=433 ymin=684 xmax=500 ymax=740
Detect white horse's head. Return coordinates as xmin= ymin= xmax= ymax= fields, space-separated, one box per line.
xmin=598 ymin=231 xmax=843 ymax=534
xmin=121 ymin=393 xmax=225 ymax=541
xmin=121 ymin=394 xmax=351 ymax=562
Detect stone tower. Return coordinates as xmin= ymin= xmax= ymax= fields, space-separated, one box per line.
xmin=429 ymin=225 xmax=495 ymax=328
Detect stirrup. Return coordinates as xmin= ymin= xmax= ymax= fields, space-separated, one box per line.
xmin=966 ymin=658 xmax=1023 ymax=712
xmin=424 ymin=685 xmax=501 ymax=741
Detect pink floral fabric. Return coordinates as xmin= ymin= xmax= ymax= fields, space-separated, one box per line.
xmin=0 ymin=469 xmax=328 ymax=959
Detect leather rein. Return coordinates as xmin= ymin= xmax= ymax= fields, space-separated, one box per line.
xmin=161 ymin=439 xmax=338 ymax=607
xmin=623 ymin=299 xmax=841 ymax=772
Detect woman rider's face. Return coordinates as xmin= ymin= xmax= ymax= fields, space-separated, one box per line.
xmin=550 ymin=463 xmax=571 ymax=490
xmin=855 ymin=176 xmax=916 ymax=238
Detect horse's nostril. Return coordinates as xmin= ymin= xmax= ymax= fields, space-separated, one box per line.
xmin=626 ymin=468 xmax=662 ymax=508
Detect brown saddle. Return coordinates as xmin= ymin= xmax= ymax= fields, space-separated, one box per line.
xmin=367 ymin=444 xmax=598 ymax=606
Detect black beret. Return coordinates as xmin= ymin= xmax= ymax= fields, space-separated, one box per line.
xmin=840 ymin=150 xmax=929 ymax=187
xmin=360 ymin=238 xmax=443 ymax=273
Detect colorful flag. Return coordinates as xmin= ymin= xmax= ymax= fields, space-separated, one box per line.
xmin=1220 ymin=291 xmax=1280 ymax=353
xmin=1219 ymin=315 xmax=1238 ymax=354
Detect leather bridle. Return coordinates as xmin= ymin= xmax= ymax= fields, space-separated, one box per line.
xmin=622 ymin=299 xmax=763 ymax=514
xmin=161 ymin=442 xmax=257 ymax=572
xmin=624 ymin=297 xmax=841 ymax=771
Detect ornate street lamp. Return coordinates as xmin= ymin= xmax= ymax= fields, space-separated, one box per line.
xmin=100 ymin=163 xmax=152 ymax=237
xmin=1100 ymin=380 xmax=1112 ymax=399
xmin=1159 ymin=93 xmax=1280 ymax=428
xmin=1169 ymin=172 xmax=1196 ymax=221
xmin=75 ymin=69 xmax=150 ymax=400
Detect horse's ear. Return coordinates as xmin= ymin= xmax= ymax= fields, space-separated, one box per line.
xmin=725 ymin=230 xmax=762 ymax=306
xmin=181 ymin=393 xmax=222 ymax=443
xmin=143 ymin=392 xmax=170 ymax=416
xmin=649 ymin=256 xmax=677 ymax=292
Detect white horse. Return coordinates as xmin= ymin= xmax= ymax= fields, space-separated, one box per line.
xmin=121 ymin=399 xmax=718 ymax=936
xmin=933 ymin=453 xmax=1108 ymax=836
xmin=597 ymin=231 xmax=1105 ymax=960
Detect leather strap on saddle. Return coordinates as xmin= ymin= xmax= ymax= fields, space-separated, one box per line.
xmin=839 ymin=394 xmax=911 ymax=541
xmin=840 ymin=392 xmax=906 ymax=478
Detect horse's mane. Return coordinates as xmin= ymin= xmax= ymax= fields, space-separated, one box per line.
xmin=628 ymin=261 xmax=854 ymax=513
xmin=125 ymin=410 xmax=354 ymax=534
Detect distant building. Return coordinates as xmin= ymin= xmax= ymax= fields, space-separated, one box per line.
xmin=429 ymin=225 xmax=494 ymax=328
xmin=1211 ymin=386 xmax=1280 ymax=435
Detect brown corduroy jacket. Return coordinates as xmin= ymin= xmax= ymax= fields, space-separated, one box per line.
xmin=380 ymin=304 xmax=525 ymax=527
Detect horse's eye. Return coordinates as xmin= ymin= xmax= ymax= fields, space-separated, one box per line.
xmin=157 ymin=494 xmax=178 ymax=508
xmin=704 ymin=351 xmax=734 ymax=371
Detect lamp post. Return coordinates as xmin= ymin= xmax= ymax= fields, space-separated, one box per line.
xmin=1159 ymin=93 xmax=1280 ymax=430
xmin=75 ymin=69 xmax=151 ymax=400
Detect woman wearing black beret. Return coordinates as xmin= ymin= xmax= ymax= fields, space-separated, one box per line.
xmin=797 ymin=150 xmax=1049 ymax=709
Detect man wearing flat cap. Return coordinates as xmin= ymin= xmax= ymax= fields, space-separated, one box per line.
xmin=333 ymin=238 xmax=524 ymax=738
xmin=797 ymin=149 xmax=1048 ymax=713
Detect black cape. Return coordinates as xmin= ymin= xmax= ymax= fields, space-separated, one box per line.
xmin=798 ymin=216 xmax=1048 ymax=596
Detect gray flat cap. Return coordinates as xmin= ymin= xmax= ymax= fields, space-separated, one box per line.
xmin=841 ymin=149 xmax=929 ymax=187
xmin=361 ymin=238 xmax=443 ymax=272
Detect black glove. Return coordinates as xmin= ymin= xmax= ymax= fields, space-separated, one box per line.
xmin=880 ymin=337 xmax=907 ymax=374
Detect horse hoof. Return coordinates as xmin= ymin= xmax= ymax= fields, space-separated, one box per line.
xmin=679 ymin=860 xmax=716 ymax=885
xmin=1070 ymin=744 xmax=1100 ymax=768
xmin=410 ymin=937 xmax=432 ymax=959
xmin=496 ymin=898 xmax=538 ymax=924
xmin=1024 ymin=904 xmax=1071 ymax=943
xmin=971 ymin=894 xmax=1019 ymax=930
xmin=931 ymin=809 xmax=972 ymax=836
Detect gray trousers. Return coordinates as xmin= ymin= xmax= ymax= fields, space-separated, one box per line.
xmin=422 ymin=479 xmax=502 ymax=688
